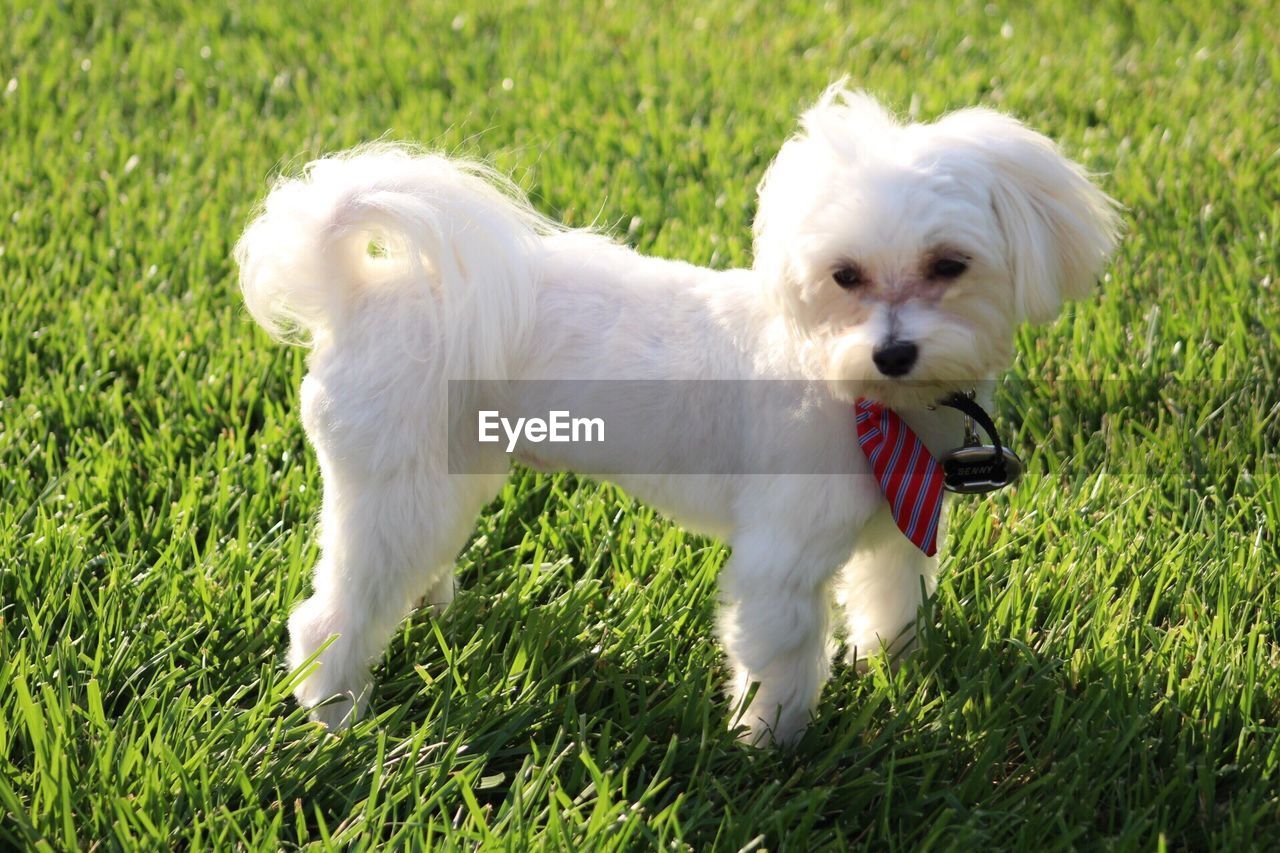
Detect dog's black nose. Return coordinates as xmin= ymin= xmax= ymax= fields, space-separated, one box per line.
xmin=872 ymin=341 xmax=918 ymax=377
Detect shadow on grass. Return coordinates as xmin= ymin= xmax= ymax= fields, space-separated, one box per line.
xmin=224 ymin=536 xmax=1280 ymax=847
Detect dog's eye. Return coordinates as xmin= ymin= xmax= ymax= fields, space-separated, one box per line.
xmin=832 ymin=266 xmax=865 ymax=289
xmin=929 ymin=258 xmax=968 ymax=280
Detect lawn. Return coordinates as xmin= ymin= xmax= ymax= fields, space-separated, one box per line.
xmin=2 ymin=0 xmax=1278 ymax=848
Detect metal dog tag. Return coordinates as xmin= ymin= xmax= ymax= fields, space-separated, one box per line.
xmin=941 ymin=411 xmax=1023 ymax=494
xmin=942 ymin=444 xmax=1024 ymax=493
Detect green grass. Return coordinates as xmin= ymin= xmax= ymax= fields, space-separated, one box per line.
xmin=2 ymin=0 xmax=1278 ymax=848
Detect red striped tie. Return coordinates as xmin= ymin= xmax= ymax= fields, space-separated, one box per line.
xmin=853 ymin=398 xmax=945 ymax=557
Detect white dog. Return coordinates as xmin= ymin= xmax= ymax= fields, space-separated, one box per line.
xmin=236 ymin=86 xmax=1118 ymax=746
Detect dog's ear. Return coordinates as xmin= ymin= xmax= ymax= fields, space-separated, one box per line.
xmin=935 ymin=109 xmax=1121 ymax=324
xmin=796 ymin=83 xmax=899 ymax=159
xmin=756 ymin=85 xmax=897 ymax=225
xmin=754 ymin=85 xmax=901 ymax=326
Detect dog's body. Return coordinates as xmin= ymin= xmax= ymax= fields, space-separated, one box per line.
xmin=237 ymin=88 xmax=1118 ymax=745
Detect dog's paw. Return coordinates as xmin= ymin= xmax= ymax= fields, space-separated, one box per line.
xmin=732 ymin=704 xmax=811 ymax=749
xmin=305 ymin=690 xmax=366 ymax=730
xmin=847 ymin=625 xmax=920 ymax=674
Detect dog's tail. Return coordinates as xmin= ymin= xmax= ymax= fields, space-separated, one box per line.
xmin=235 ymin=144 xmax=555 ymax=376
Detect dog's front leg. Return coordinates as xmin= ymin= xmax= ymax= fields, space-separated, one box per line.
xmin=717 ymin=529 xmax=847 ymax=747
xmin=836 ymin=505 xmax=940 ymax=671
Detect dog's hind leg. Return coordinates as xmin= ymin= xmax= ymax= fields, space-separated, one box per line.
xmin=835 ymin=505 xmax=940 ymax=672
xmin=286 ymin=455 xmax=503 ymax=729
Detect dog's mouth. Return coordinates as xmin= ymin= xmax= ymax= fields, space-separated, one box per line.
xmin=826 ymin=376 xmax=972 ymax=409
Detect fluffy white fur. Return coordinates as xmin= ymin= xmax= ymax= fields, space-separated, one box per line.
xmin=236 ymin=86 xmax=1119 ymax=746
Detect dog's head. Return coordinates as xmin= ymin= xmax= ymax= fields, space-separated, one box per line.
xmin=754 ymin=86 xmax=1120 ymax=406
